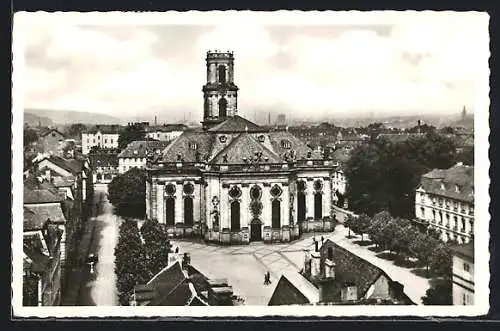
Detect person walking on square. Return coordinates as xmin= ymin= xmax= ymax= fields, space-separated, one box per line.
xmin=264 ymin=273 xmax=268 ymax=285
xmin=267 ymin=271 xmax=272 ymax=285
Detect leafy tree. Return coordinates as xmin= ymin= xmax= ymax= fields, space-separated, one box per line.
xmin=378 ymin=218 xmax=400 ymax=253
xmin=118 ymin=123 xmax=146 ymax=150
xmin=344 ymin=215 xmax=356 ymax=238
xmin=114 ymin=220 xmax=149 ymax=305
xmin=24 ymin=128 xmax=38 ymax=147
xmin=367 ymin=211 xmax=392 ymax=248
xmin=429 ymin=243 xmax=452 ymax=278
xmin=352 ymin=213 xmax=371 ymax=241
xmin=409 ymin=233 xmax=439 ymax=276
xmin=108 ymin=168 xmax=147 ymax=218
xmin=422 ymin=280 xmax=452 ymax=305
xmin=440 ymin=126 xmax=455 ymax=134
xmin=65 ymin=123 xmax=88 ymax=139
xmin=457 ymin=146 xmax=474 ymax=166
xmin=140 ymin=219 xmax=171 ymax=278
xmin=345 ymin=133 xmax=457 ymax=218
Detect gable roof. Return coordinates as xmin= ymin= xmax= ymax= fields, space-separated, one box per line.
xmin=160 ymin=131 xmax=214 ymax=163
xmin=419 ymin=164 xmax=474 ymax=203
xmin=208 ymin=115 xmax=265 ymax=133
xmin=319 ymin=240 xmax=385 ymax=301
xmin=134 ymin=261 xmax=207 ymax=306
xmin=268 ymin=271 xmax=320 ymax=306
xmin=211 ymin=133 xmax=282 ymax=165
xmin=118 ymin=140 xmax=170 ymax=158
xmin=450 ymin=241 xmax=474 ymax=260
xmin=39 ymin=128 xmax=65 ymax=138
xmin=24 ymin=204 xmax=66 ymax=230
xmin=267 ymin=131 xmax=322 ymax=160
xmin=35 ymin=154 xmax=85 ymax=175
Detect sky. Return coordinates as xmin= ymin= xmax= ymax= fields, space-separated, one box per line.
xmin=16 ymin=11 xmax=489 ymax=123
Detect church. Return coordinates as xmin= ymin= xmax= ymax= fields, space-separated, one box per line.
xmin=145 ymin=50 xmax=336 ymax=244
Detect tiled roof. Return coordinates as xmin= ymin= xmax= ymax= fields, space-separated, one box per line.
xmin=24 ymin=204 xmax=66 ymax=231
xmin=160 ymin=131 xmax=214 ymax=163
xmin=450 ymin=241 xmax=474 ymax=260
xmin=268 ymin=272 xmax=319 ymax=306
xmin=52 ymin=176 xmax=76 ymax=188
xmin=118 ymin=140 xmax=170 ymax=158
xmin=148 ymin=124 xmax=188 ymax=133
xmin=24 ymin=188 xmax=64 ymax=204
xmin=134 ymin=261 xmax=206 ymax=306
xmin=35 ymin=154 xmax=85 ymax=175
xmin=23 ymin=244 xmax=51 ymax=274
xmin=268 ymin=131 xmax=322 ymax=160
xmin=208 ymin=115 xmax=265 ymax=133
xmin=211 ymin=133 xmax=282 ymax=164
xmin=39 ymin=128 xmax=65 ymax=138
xmin=89 ymin=151 xmax=119 ymax=168
xmin=319 ymin=240 xmax=386 ymax=302
xmin=419 ymin=164 xmax=474 ymax=203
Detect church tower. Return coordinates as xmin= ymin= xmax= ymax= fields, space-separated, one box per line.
xmin=202 ymin=50 xmax=239 ymax=130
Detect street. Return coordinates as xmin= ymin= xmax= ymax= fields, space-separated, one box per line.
xmin=78 ymin=186 xmax=120 ymax=306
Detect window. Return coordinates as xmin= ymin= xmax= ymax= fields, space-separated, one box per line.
xmin=270 ymin=185 xmax=282 ymax=197
xmin=219 ymin=135 xmax=227 ymax=143
xmin=218 ymin=98 xmax=227 ymax=117
xmin=250 ymin=186 xmax=261 ymax=200
xmin=184 ymin=197 xmax=194 ymax=226
xmin=165 ymin=197 xmax=175 ymax=226
xmin=229 ymin=186 xmax=242 ymax=199
xmin=218 ymin=65 xmax=226 ymax=83
xmin=231 ymin=201 xmax=240 ymax=231
xmin=183 ymin=183 xmax=194 ymax=195
xmin=280 ymin=140 xmax=291 ymax=149
xmin=189 ymin=142 xmax=198 ymax=150
xmin=314 ymin=192 xmax=322 ymax=220
xmin=272 ymin=199 xmax=281 ymax=229
xmin=327 ymin=247 xmax=333 ymax=261
xmin=420 ymin=207 xmax=425 ymax=218
xmin=258 ymin=135 xmax=265 ymax=143
xmin=463 ymin=263 xmax=470 ymax=272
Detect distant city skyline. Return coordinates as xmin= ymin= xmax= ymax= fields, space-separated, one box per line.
xmin=19 ymin=11 xmax=488 ymax=122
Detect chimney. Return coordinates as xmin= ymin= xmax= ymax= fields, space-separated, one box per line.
xmin=207 ymin=279 xmax=232 ymax=306
xmin=324 ymin=259 xmax=335 ymax=279
xmin=310 ymin=251 xmax=321 ymax=278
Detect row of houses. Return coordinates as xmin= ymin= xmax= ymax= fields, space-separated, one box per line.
xmin=23 ymin=154 xmax=94 ymax=306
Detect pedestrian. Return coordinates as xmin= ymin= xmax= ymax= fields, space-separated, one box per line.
xmin=267 ymin=271 xmax=272 ymax=285
xmin=175 ymin=247 xmax=179 ymax=254
xmin=321 ymin=236 xmax=324 ymax=244
xmin=264 ymin=273 xmax=268 ymax=285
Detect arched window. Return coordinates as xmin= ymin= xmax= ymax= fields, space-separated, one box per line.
xmin=314 ymin=192 xmax=323 ymax=220
xmin=297 ymin=191 xmax=306 ymax=222
xmin=272 ymin=200 xmax=281 ymax=229
xmin=231 ymin=201 xmax=240 ymax=231
xmin=165 ymin=197 xmax=175 ymax=226
xmin=184 ymin=197 xmax=193 ymax=226
xmin=218 ymin=98 xmax=227 ymax=117
xmin=218 ymin=65 xmax=226 ymax=83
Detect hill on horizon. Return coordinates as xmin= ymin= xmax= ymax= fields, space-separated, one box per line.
xmin=25 ymin=109 xmax=122 ymax=125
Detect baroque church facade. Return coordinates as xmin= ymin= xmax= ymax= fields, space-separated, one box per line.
xmin=145 ymin=51 xmax=336 ymax=244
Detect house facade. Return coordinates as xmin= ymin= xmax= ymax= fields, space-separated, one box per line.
xmin=450 ymin=242 xmax=474 ymax=305
xmin=118 ymin=140 xmax=170 ymax=174
xmin=145 ymin=124 xmax=188 ymax=142
xmin=81 ymin=129 xmax=120 ymax=154
xmin=145 ymin=51 xmax=336 ymax=245
xmin=38 ymin=128 xmax=66 ymax=155
xmin=415 ymin=163 xmax=474 ymax=243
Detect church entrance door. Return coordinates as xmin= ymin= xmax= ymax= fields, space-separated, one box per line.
xmin=250 ymin=223 xmax=262 ymax=242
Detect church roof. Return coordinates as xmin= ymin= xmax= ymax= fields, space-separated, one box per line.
xmin=208 ymin=115 xmax=265 ymax=133
xmin=160 ymin=131 xmax=214 ymax=163
xmin=268 ymin=131 xmax=322 ymax=160
xmin=211 ymin=133 xmax=282 ymax=164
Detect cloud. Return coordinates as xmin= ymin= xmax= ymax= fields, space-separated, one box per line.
xmin=19 ymin=12 xmax=488 ymax=122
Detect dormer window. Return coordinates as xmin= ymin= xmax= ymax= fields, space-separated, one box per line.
xmin=219 ymin=135 xmax=227 ymax=143
xmin=455 ymin=184 xmax=460 ymax=193
xmin=258 ymin=135 xmax=265 ymax=143
xmin=189 ymin=142 xmax=198 ymax=150
xmin=441 ymin=182 xmax=446 ymax=190
xmin=280 ymin=140 xmax=291 ymax=149
xmin=133 ymin=150 xmax=138 ymax=155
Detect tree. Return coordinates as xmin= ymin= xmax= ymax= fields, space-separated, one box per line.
xmin=344 ymin=215 xmax=356 ymax=238
xmin=352 ymin=214 xmax=371 ymax=241
xmin=114 ymin=220 xmax=149 ymax=305
xmin=108 ymin=168 xmax=147 ymax=218
xmin=118 ymin=123 xmax=146 ymax=150
xmin=457 ymin=146 xmax=474 ymax=166
xmin=345 ymin=133 xmax=457 ymax=218
xmin=429 ymin=243 xmax=452 ymax=278
xmin=24 ymin=128 xmax=38 ymax=147
xmin=367 ymin=211 xmax=392 ymax=248
xmin=421 ymin=280 xmax=452 ymax=305
xmin=65 ymin=123 xmax=87 ymax=139
xmin=409 ymin=233 xmax=439 ymax=276
xmin=140 ymin=219 xmax=171 ymax=278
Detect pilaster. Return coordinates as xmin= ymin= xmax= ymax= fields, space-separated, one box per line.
xmin=306 ymin=179 xmax=315 ymax=219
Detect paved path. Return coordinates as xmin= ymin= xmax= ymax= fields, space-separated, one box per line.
xmin=79 ymin=187 xmax=120 ymax=306
xmin=172 ymin=225 xmax=431 ymax=305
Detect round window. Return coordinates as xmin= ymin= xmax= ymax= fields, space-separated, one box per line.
xmin=165 ymin=184 xmax=176 ymax=195
xmin=270 ymin=184 xmax=283 ymax=197
xmin=314 ymin=180 xmax=323 ymax=191
xmin=183 ymin=183 xmax=194 ymax=195
xmin=229 ymin=186 xmax=242 ymax=199
xmin=250 ymin=185 xmax=262 ymax=200
xmin=297 ymin=181 xmax=306 ymax=192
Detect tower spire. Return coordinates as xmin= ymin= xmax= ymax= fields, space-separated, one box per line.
xmin=201 ymin=50 xmax=239 ymax=130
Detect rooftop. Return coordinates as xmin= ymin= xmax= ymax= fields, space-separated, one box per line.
xmin=450 ymin=241 xmax=474 ymax=260
xmin=419 ymin=163 xmax=474 ymax=203
xmin=118 ymin=140 xmax=170 ymax=159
